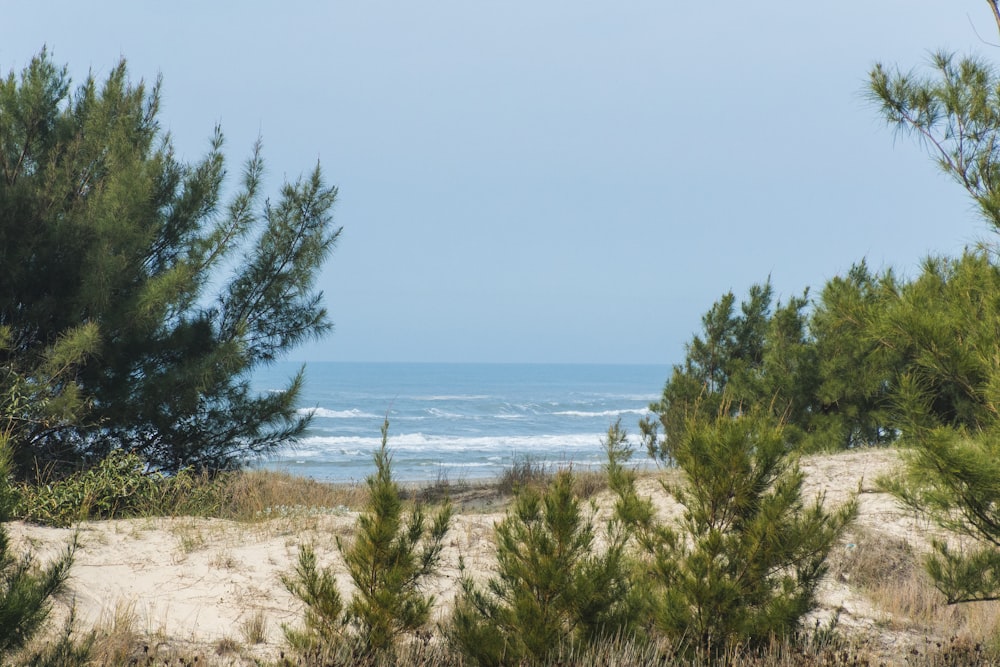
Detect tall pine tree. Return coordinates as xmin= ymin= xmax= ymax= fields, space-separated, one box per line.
xmin=0 ymin=50 xmax=340 ymax=473
xmin=867 ymin=1 xmax=1000 ymax=604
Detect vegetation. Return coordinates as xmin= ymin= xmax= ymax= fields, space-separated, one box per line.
xmin=0 ymin=49 xmax=340 ymax=476
xmin=620 ymin=410 xmax=856 ymax=654
xmin=859 ymin=5 xmax=1000 ymax=606
xmin=283 ymin=419 xmax=452 ymax=660
xmin=643 ymin=281 xmax=776 ymax=453
xmin=7 ymin=1 xmax=1000 ymax=663
xmin=15 ymin=449 xmax=185 ymax=527
xmin=644 ymin=270 xmax=904 ymax=458
xmin=449 ymin=465 xmax=640 ymax=665
xmin=0 ymin=388 xmax=73 ymax=659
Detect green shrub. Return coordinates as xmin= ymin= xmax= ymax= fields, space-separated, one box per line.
xmin=16 ymin=450 xmax=188 ymax=527
xmin=0 ymin=419 xmax=75 ymax=657
xmin=449 ymin=464 xmax=641 ymax=666
xmin=282 ymin=544 xmax=345 ymax=651
xmin=496 ymin=454 xmax=551 ymax=496
xmin=284 ymin=418 xmax=452 ymax=658
xmin=616 ymin=407 xmax=856 ymax=655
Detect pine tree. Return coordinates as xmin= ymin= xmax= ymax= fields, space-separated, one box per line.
xmin=0 ymin=49 xmax=340 ymax=473
xmin=620 ymin=406 xmax=856 ymax=654
xmin=449 ymin=460 xmax=641 ymax=666
xmin=866 ymin=252 xmax=1000 ymax=602
xmin=867 ymin=4 xmax=1000 ymax=602
xmin=340 ymin=419 xmax=452 ymax=653
xmin=282 ymin=542 xmax=345 ymax=657
xmin=0 ymin=379 xmax=74 ymax=657
xmin=807 ymin=261 xmax=900 ymax=450
xmin=284 ymin=419 xmax=451 ymax=657
xmin=645 ymin=281 xmax=774 ymax=459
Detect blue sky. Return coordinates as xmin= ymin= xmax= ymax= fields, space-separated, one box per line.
xmin=2 ymin=1 xmax=993 ymax=364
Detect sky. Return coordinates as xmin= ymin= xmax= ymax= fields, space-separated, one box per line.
xmin=1 ymin=1 xmax=995 ymax=364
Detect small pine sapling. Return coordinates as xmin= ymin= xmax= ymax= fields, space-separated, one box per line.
xmin=449 ymin=463 xmax=641 ymax=666
xmin=339 ymin=418 xmax=452 ymax=653
xmin=613 ymin=406 xmax=856 ymax=655
xmin=284 ymin=418 xmax=452 ymax=656
xmin=281 ymin=544 xmax=344 ymax=650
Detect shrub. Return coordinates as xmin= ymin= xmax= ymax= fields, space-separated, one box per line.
xmin=615 ymin=407 xmax=857 ymax=655
xmin=496 ymin=454 xmax=551 ymax=496
xmin=16 ymin=450 xmax=185 ymax=527
xmin=449 ymin=464 xmax=641 ymax=666
xmin=284 ymin=418 xmax=452 ymax=658
xmin=0 ymin=404 xmax=75 ymax=657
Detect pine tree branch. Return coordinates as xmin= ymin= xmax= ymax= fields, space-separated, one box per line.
xmin=988 ymin=0 xmax=1000 ymax=36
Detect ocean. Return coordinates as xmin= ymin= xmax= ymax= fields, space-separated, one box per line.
xmin=252 ymin=362 xmax=670 ymax=484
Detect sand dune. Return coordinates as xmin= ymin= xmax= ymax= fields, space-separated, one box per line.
xmin=9 ymin=447 xmax=966 ymax=664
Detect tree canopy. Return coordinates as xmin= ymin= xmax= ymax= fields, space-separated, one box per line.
xmin=0 ymin=50 xmax=340 ymax=474
xmin=645 ymin=269 xmax=900 ymax=457
xmin=862 ymin=4 xmax=1000 ymax=603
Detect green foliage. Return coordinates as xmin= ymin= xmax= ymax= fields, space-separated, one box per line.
xmin=0 ymin=391 xmax=74 ymax=658
xmin=646 ymin=282 xmax=774 ymax=454
xmin=806 ymin=262 xmax=900 ymax=450
xmin=340 ymin=419 xmax=452 ymax=653
xmin=648 ymin=265 xmax=906 ymax=456
xmin=875 ymin=252 xmax=1000 ymax=432
xmin=282 ymin=544 xmax=345 ymax=651
xmin=449 ymin=450 xmax=641 ymax=667
xmin=284 ymin=419 xmax=452 ymax=658
xmin=496 ymin=454 xmax=552 ymax=496
xmin=870 ymin=51 xmax=1000 ymax=231
xmin=620 ymin=406 xmax=856 ymax=654
xmin=0 ymin=49 xmax=340 ymax=474
xmin=850 ymin=239 xmax=1000 ymax=607
xmin=863 ymin=9 xmax=1000 ymax=606
xmin=14 ymin=449 xmax=191 ymax=527
xmin=882 ymin=423 xmax=1000 ymax=603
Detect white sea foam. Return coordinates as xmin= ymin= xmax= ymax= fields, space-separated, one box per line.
xmin=415 ymin=395 xmax=491 ymax=401
xmin=256 ymin=360 xmax=669 ymax=482
xmin=298 ymin=407 xmax=381 ymax=419
xmin=427 ymin=408 xmax=465 ymax=419
xmin=287 ymin=432 xmax=606 ymax=456
xmin=553 ymin=408 xmax=651 ymax=418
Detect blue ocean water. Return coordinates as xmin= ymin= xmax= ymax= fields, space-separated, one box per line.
xmin=252 ymin=362 xmax=669 ymax=483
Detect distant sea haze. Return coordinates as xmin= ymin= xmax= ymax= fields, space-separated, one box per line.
xmin=252 ymin=362 xmax=670 ymax=483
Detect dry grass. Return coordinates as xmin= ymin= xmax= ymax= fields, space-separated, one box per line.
xmin=827 ymin=526 xmax=1000 ymax=663
xmin=182 ymin=469 xmax=371 ymax=522
xmin=830 ymin=528 xmax=948 ymax=630
xmin=240 ymin=610 xmax=268 ymax=645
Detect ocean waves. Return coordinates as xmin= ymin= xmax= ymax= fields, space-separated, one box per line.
xmin=286 ymin=431 xmax=609 ymax=456
xmin=298 ymin=404 xmax=651 ymax=424
xmin=268 ymin=431 xmax=618 ymax=482
xmin=254 ymin=362 xmax=669 ymax=483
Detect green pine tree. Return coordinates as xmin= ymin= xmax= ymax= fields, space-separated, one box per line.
xmin=0 ymin=380 xmax=74 ymax=658
xmin=866 ymin=252 xmax=1000 ymax=602
xmin=620 ymin=405 xmax=856 ymax=655
xmin=807 ymin=261 xmax=900 ymax=450
xmin=0 ymin=49 xmax=340 ymax=474
xmin=449 ymin=457 xmax=641 ymax=666
xmin=644 ymin=281 xmax=774 ymax=459
xmin=284 ymin=418 xmax=452 ymax=657
xmin=867 ymin=11 xmax=1000 ymax=602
